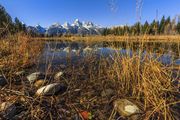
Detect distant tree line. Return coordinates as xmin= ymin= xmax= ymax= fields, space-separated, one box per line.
xmin=0 ymin=4 xmax=26 ymax=38
xmin=102 ymin=16 xmax=180 ymax=36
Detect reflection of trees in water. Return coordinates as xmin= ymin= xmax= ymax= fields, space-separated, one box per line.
xmin=45 ymin=41 xmax=179 ymax=58
xmin=100 ymin=41 xmax=179 ymax=56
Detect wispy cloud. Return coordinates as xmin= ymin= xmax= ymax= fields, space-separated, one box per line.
xmin=108 ymin=0 xmax=119 ymax=13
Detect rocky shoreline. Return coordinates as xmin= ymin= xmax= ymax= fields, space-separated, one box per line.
xmin=0 ymin=59 xmax=179 ymax=120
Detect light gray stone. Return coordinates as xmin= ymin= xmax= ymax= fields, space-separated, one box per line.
xmin=36 ymin=83 xmax=67 ymax=96
xmin=0 ymin=102 xmax=12 ymax=112
xmin=15 ymin=71 xmax=26 ymax=76
xmin=54 ymin=71 xmax=63 ymax=80
xmin=113 ymin=99 xmax=142 ymax=119
xmin=27 ymin=72 xmax=45 ymax=83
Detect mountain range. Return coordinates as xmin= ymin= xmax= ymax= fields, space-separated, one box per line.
xmin=27 ymin=19 xmax=104 ymax=36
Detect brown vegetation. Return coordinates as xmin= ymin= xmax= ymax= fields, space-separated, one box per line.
xmin=0 ymin=33 xmax=42 ymax=73
xmin=34 ymin=35 xmax=180 ymax=43
xmin=0 ymin=35 xmax=179 ymax=119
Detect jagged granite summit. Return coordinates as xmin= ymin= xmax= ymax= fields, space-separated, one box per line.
xmin=27 ymin=19 xmax=103 ymax=35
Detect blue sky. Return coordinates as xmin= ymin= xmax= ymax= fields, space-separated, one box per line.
xmin=0 ymin=0 xmax=180 ymax=27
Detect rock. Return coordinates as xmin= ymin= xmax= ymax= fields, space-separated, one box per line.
xmin=36 ymin=83 xmax=67 ymax=96
xmin=74 ymin=89 xmax=81 ymax=92
xmin=13 ymin=111 xmax=27 ymax=119
xmin=13 ymin=71 xmax=26 ymax=85
xmin=54 ymin=71 xmax=63 ymax=80
xmin=113 ymin=99 xmax=142 ymax=119
xmin=0 ymin=75 xmax=7 ymax=87
xmin=1 ymin=102 xmax=25 ymax=119
xmin=15 ymin=70 xmax=26 ymax=76
xmin=0 ymin=102 xmax=12 ymax=112
xmin=27 ymin=72 xmax=45 ymax=83
xmin=34 ymin=80 xmax=48 ymax=88
xmin=101 ymin=88 xmax=114 ymax=97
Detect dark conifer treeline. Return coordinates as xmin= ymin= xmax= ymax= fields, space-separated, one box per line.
xmin=102 ymin=16 xmax=180 ymax=36
xmin=0 ymin=5 xmax=26 ymax=37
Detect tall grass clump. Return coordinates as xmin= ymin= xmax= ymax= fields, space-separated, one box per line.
xmin=110 ymin=56 xmax=177 ymax=119
xmin=69 ymin=40 xmax=179 ymax=119
xmin=0 ymin=33 xmax=42 ymax=75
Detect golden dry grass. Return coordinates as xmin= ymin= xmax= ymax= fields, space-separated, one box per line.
xmin=33 ymin=35 xmax=180 ymax=43
xmin=0 ymin=33 xmax=42 ymax=73
xmin=105 ymin=52 xmax=179 ymax=119
xmin=0 ymin=34 xmax=179 ymax=119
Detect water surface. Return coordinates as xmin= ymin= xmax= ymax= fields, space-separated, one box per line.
xmin=37 ymin=40 xmax=180 ymax=72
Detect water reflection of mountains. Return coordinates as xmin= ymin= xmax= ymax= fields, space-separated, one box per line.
xmin=45 ymin=41 xmax=179 ymax=57
xmin=37 ymin=40 xmax=180 ymax=72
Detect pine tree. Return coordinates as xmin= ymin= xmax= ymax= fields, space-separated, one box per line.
xmin=164 ymin=16 xmax=171 ymax=34
xmin=100 ymin=15 xmax=179 ymax=36
xmin=134 ymin=22 xmax=141 ymax=35
xmin=159 ymin=16 xmax=165 ymax=34
xmin=149 ymin=20 xmax=159 ymax=35
xmin=22 ymin=24 xmax=27 ymax=32
xmin=142 ymin=21 xmax=149 ymax=34
xmin=14 ymin=17 xmax=23 ymax=32
xmin=102 ymin=28 xmax=108 ymax=36
xmin=165 ymin=16 xmax=171 ymax=25
xmin=176 ymin=22 xmax=180 ymax=34
xmin=0 ymin=4 xmax=13 ymax=36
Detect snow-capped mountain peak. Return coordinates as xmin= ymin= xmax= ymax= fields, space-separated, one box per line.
xmin=27 ymin=24 xmax=46 ymax=34
xmin=50 ymin=22 xmax=62 ymax=28
xmin=83 ymin=22 xmax=95 ymax=29
xmin=73 ymin=19 xmax=82 ymax=27
xmin=74 ymin=19 xmax=80 ymax=23
xmin=35 ymin=24 xmax=41 ymax=27
xmin=63 ymin=22 xmax=71 ymax=29
xmin=27 ymin=19 xmax=103 ymax=35
xmin=36 ymin=25 xmax=46 ymax=34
